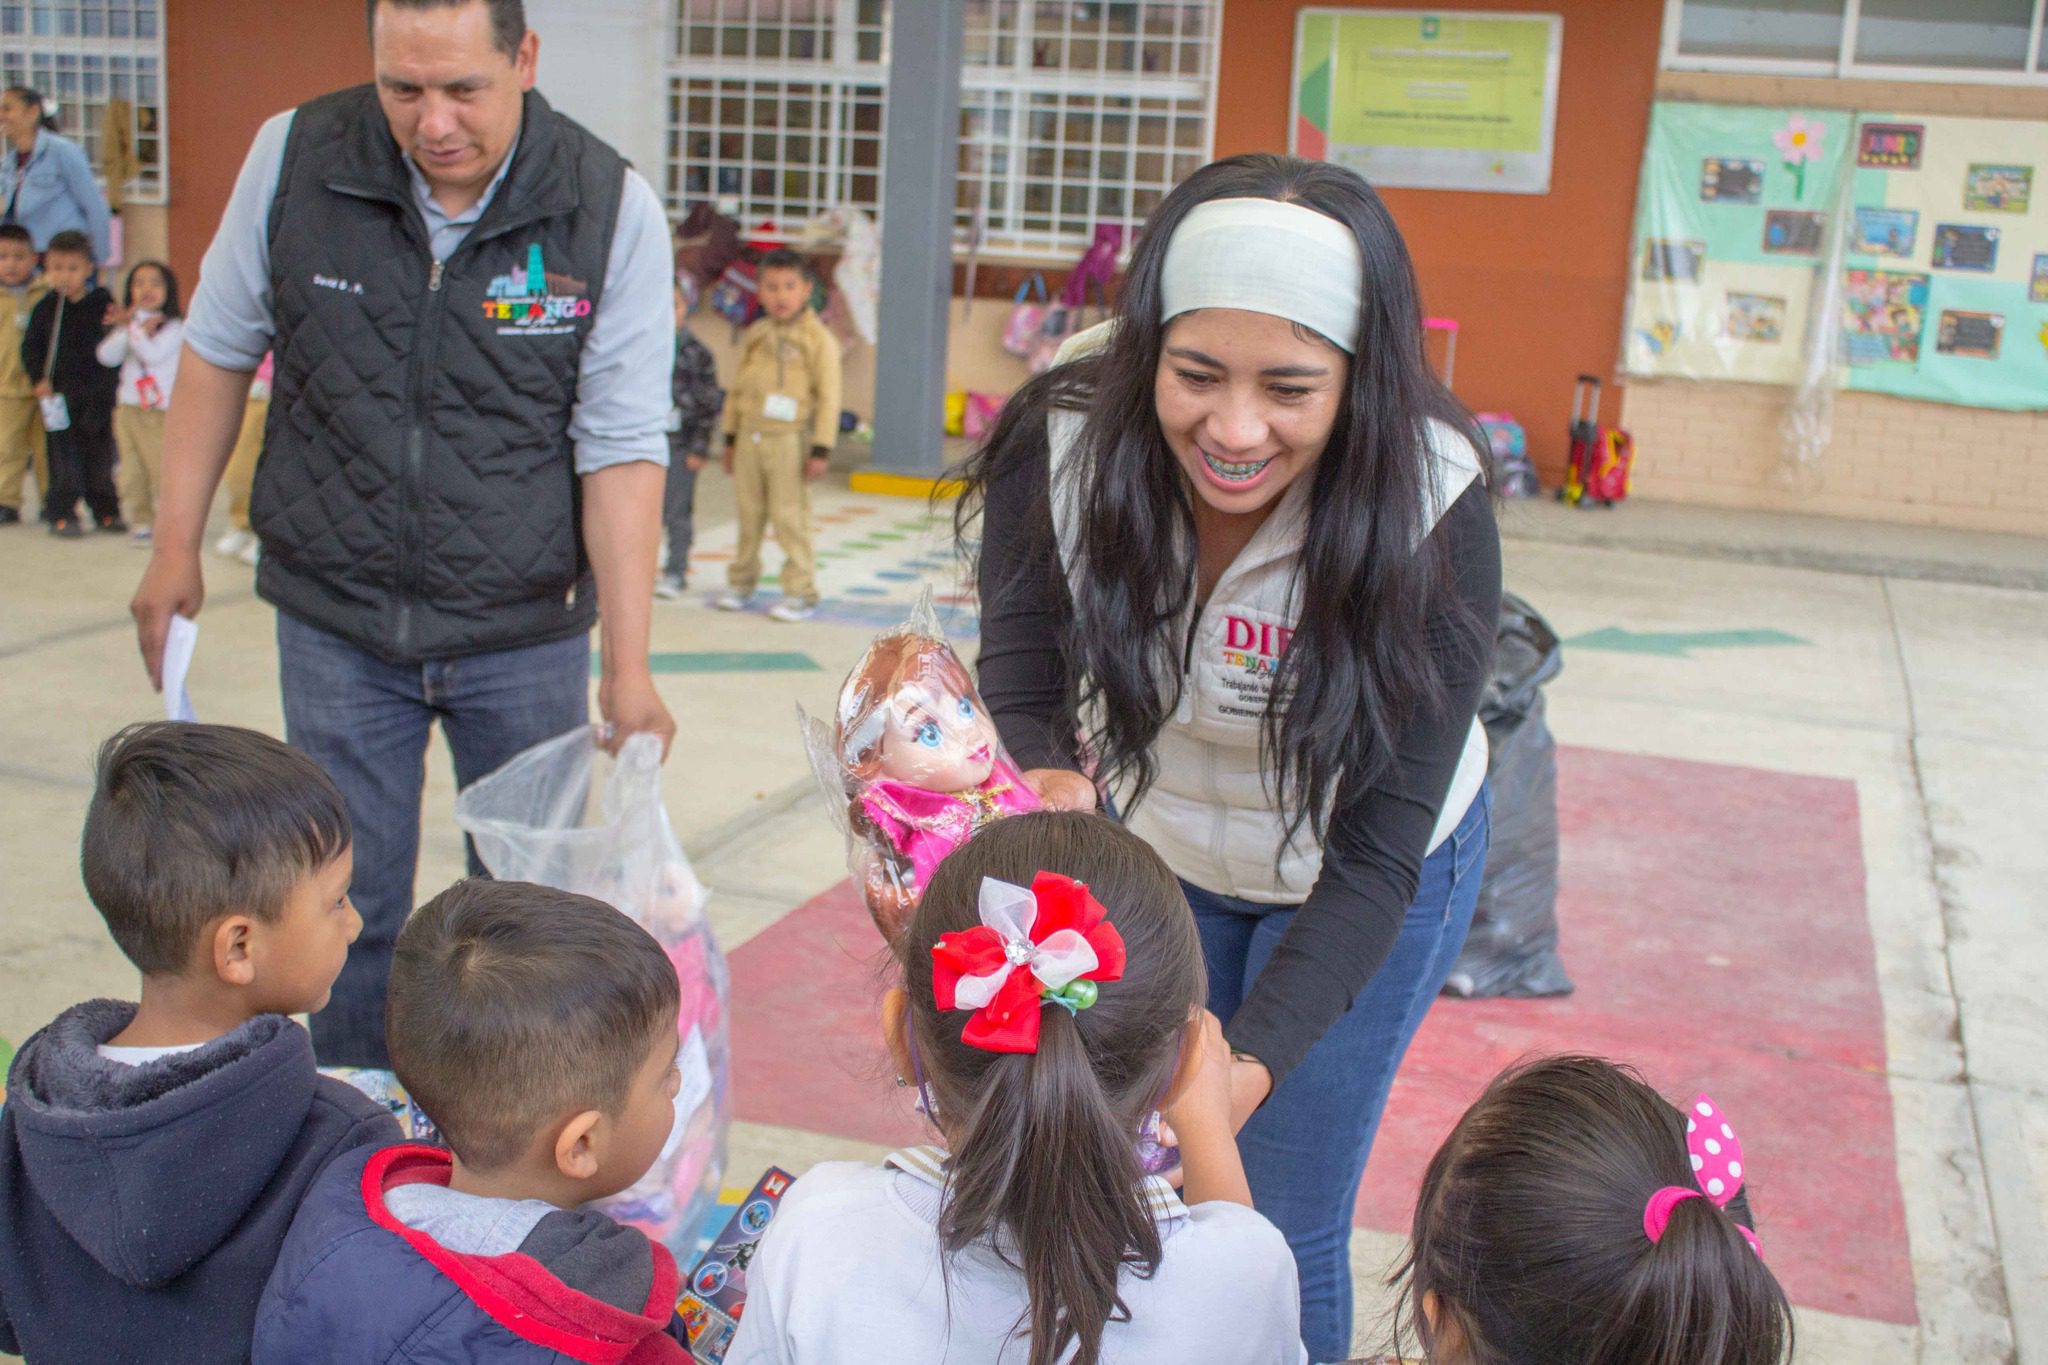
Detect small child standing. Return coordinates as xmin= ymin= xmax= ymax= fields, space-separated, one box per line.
xmin=96 ymin=258 xmax=185 ymax=545
xmin=728 ymin=811 xmax=1308 ymax=1365
xmin=1388 ymin=1056 xmax=1794 ymax=1365
xmin=20 ymin=227 xmax=119 ymax=537
xmin=657 ymin=282 xmax=722 ymax=601
xmin=0 ymin=223 xmax=48 ymax=525
xmin=214 ymin=350 xmax=272 ymax=567
xmin=0 ymin=722 xmax=400 ymax=1363
xmin=257 ymin=878 xmax=693 ymax=1363
xmin=713 ymin=247 xmax=841 ymax=623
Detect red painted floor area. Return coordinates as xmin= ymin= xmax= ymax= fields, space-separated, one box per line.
xmin=727 ymin=746 xmax=1914 ymax=1326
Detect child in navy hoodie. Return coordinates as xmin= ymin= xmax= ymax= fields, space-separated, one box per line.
xmin=257 ymin=878 xmax=692 ymax=1363
xmin=0 ymin=722 xmax=400 ymax=1363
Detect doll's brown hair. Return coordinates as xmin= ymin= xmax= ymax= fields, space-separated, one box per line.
xmin=835 ymin=632 xmax=979 ymax=941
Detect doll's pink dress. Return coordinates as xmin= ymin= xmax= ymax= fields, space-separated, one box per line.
xmin=856 ymin=755 xmax=1042 ymax=896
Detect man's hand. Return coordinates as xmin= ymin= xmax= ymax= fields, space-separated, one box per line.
xmin=683 ymin=453 xmax=707 ymax=474
xmin=598 ymin=665 xmax=675 ymax=758
xmin=1022 ymin=767 xmax=1098 ymax=812
xmin=131 ymin=550 xmax=206 ymax=691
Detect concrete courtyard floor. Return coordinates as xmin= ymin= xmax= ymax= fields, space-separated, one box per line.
xmin=1 ymin=474 xmax=2044 ymax=1363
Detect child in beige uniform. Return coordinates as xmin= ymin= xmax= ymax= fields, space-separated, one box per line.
xmin=712 ymin=248 xmax=841 ymax=623
xmin=97 ymin=260 xmax=185 ymax=544
xmin=0 ymin=224 xmax=48 ymax=524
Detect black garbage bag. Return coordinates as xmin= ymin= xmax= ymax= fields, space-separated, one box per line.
xmin=1443 ymin=592 xmax=1574 ymax=999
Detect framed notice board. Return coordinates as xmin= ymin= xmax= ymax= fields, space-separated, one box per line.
xmin=1292 ymin=9 xmax=1563 ymax=195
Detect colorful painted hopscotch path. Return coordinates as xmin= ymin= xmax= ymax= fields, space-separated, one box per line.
xmin=684 ymin=489 xmax=979 ymax=636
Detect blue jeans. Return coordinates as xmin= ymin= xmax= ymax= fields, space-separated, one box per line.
xmin=277 ymin=612 xmax=591 ymax=1068
xmin=1188 ymin=785 xmax=1490 ymax=1363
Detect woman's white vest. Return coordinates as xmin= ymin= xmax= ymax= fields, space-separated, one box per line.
xmin=1045 ymin=407 xmax=1489 ymax=904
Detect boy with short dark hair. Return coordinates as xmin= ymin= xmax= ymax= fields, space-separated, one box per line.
xmin=712 ymin=246 xmax=841 ymax=622
xmin=20 ymin=226 xmax=121 ymax=536
xmin=0 ymin=722 xmax=400 ymax=1364
xmin=0 ymin=222 xmax=48 ymax=524
xmin=256 ymin=878 xmax=691 ymax=1363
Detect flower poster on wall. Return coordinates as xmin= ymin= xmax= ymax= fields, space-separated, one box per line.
xmin=1625 ymin=102 xmax=1852 ymax=384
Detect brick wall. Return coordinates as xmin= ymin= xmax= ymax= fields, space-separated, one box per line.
xmin=1622 ymin=72 xmax=2048 ymax=536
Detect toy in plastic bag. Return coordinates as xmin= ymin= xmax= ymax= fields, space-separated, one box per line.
xmin=452 ymin=726 xmax=729 ymax=1254
xmin=802 ymin=593 xmax=1042 ymax=946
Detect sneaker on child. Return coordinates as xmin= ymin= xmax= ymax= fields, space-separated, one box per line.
xmin=654 ymin=572 xmax=687 ymax=601
xmin=767 ymin=597 xmax=819 ymax=623
xmin=129 ymin=525 xmax=152 ymax=546
xmin=214 ymin=528 xmax=255 ymax=559
xmin=711 ymin=590 xmax=752 ymax=611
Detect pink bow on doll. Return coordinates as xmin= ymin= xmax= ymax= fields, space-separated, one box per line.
xmin=931 ymin=873 xmax=1125 ymax=1054
xmin=1643 ymin=1093 xmax=1763 ymax=1258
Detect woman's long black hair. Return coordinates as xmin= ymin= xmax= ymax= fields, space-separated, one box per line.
xmin=959 ymin=153 xmax=1484 ymax=857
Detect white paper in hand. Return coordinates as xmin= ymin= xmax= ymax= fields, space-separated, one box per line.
xmin=162 ymin=614 xmax=199 ymax=723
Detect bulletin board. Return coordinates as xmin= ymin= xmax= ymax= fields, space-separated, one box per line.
xmin=1626 ymin=101 xmax=2048 ymax=411
xmin=1841 ymin=113 xmax=2048 ymax=409
xmin=1291 ymin=9 xmax=1563 ymax=195
xmin=1625 ymin=102 xmax=1855 ymax=385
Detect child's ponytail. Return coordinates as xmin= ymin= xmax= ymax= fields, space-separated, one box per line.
xmin=903 ymin=812 xmax=1206 ymax=1365
xmin=941 ymin=1012 xmax=1158 ymax=1365
xmin=1398 ymin=1056 xmax=1794 ymax=1365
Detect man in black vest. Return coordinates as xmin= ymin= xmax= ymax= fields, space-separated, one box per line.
xmin=131 ymin=0 xmax=677 ymax=1067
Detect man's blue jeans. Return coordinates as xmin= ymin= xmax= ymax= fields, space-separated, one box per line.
xmin=1187 ymin=785 xmax=1490 ymax=1363
xmin=277 ymin=612 xmax=591 ymax=1068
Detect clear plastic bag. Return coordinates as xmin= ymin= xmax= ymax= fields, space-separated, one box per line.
xmin=452 ymin=725 xmax=729 ymax=1254
xmin=801 ymin=592 xmax=1042 ymax=947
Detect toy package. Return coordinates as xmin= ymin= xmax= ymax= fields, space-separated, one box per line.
xmin=453 ymin=728 xmax=731 ymax=1255
xmin=678 ymin=1167 xmax=796 ymax=1364
xmin=802 ymin=593 xmax=1042 ymax=946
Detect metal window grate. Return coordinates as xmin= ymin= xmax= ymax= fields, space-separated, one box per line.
xmin=665 ymin=0 xmax=1219 ymax=260
xmin=0 ymin=0 xmax=165 ymax=202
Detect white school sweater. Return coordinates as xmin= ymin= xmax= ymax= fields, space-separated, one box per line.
xmin=725 ymin=1148 xmax=1308 ymax=1364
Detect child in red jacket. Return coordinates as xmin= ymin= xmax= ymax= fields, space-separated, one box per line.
xmin=256 ymin=879 xmax=691 ymax=1363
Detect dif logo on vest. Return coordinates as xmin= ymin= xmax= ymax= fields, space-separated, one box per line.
xmin=1221 ymin=616 xmax=1292 ymax=677
xmin=482 ymin=243 xmax=591 ymax=337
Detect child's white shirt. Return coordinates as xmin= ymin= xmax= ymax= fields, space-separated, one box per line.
xmin=725 ymin=1147 xmax=1308 ymax=1365
xmin=95 ymin=309 xmax=184 ymax=408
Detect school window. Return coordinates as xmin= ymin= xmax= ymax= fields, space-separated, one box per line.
xmin=0 ymin=0 xmax=165 ymax=201
xmin=664 ymin=0 xmax=1221 ymax=260
xmin=1662 ymin=0 xmax=2048 ymax=82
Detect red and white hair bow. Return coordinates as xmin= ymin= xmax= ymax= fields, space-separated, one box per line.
xmin=930 ymin=873 xmax=1127 ymax=1054
xmin=1644 ymin=1093 xmax=1763 ymax=1258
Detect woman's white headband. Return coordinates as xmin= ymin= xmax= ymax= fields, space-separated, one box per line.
xmin=1158 ymin=197 xmax=1363 ymax=353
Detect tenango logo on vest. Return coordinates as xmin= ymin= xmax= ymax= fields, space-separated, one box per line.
xmin=1221 ymin=616 xmax=1293 ymax=678
xmin=481 ymin=243 xmax=592 ymax=338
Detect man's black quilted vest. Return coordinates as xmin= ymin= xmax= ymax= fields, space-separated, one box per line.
xmin=253 ymin=85 xmax=625 ymax=664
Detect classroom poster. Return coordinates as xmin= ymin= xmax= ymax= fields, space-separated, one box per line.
xmin=1843 ymin=112 xmax=2048 ymax=409
xmin=1627 ymin=102 xmax=2048 ymax=409
xmin=1291 ymin=10 xmax=1563 ymax=194
xmin=1625 ymin=102 xmax=1853 ymax=384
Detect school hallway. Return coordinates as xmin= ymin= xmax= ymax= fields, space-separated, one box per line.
xmin=1 ymin=478 xmax=2043 ymax=1364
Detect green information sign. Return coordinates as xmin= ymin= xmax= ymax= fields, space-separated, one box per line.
xmin=1292 ymin=9 xmax=1563 ymax=195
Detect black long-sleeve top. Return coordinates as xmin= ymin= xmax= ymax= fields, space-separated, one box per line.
xmin=21 ymin=286 xmax=115 ymax=412
xmin=974 ymin=414 xmax=1502 ymax=1085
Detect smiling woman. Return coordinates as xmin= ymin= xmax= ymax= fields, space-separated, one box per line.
xmin=958 ymin=153 xmax=1503 ymax=1361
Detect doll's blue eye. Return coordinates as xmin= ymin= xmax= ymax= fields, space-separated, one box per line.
xmin=916 ymin=721 xmax=943 ymax=748
xmin=957 ymin=698 xmax=975 ymax=720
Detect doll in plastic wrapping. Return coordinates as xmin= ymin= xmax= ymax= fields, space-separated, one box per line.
xmin=834 ymin=631 xmax=1042 ymax=944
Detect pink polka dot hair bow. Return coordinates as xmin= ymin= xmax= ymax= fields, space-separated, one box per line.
xmin=931 ymin=873 xmax=1126 ymax=1054
xmin=1643 ymin=1093 xmax=1764 ymax=1258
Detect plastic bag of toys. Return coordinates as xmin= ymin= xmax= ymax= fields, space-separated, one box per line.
xmin=801 ymin=592 xmax=1042 ymax=947
xmin=454 ymin=726 xmax=729 ymax=1254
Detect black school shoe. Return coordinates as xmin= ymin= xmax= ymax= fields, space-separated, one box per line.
xmin=0 ymin=506 xmax=20 ymax=525
xmin=48 ymin=517 xmax=83 ymax=538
